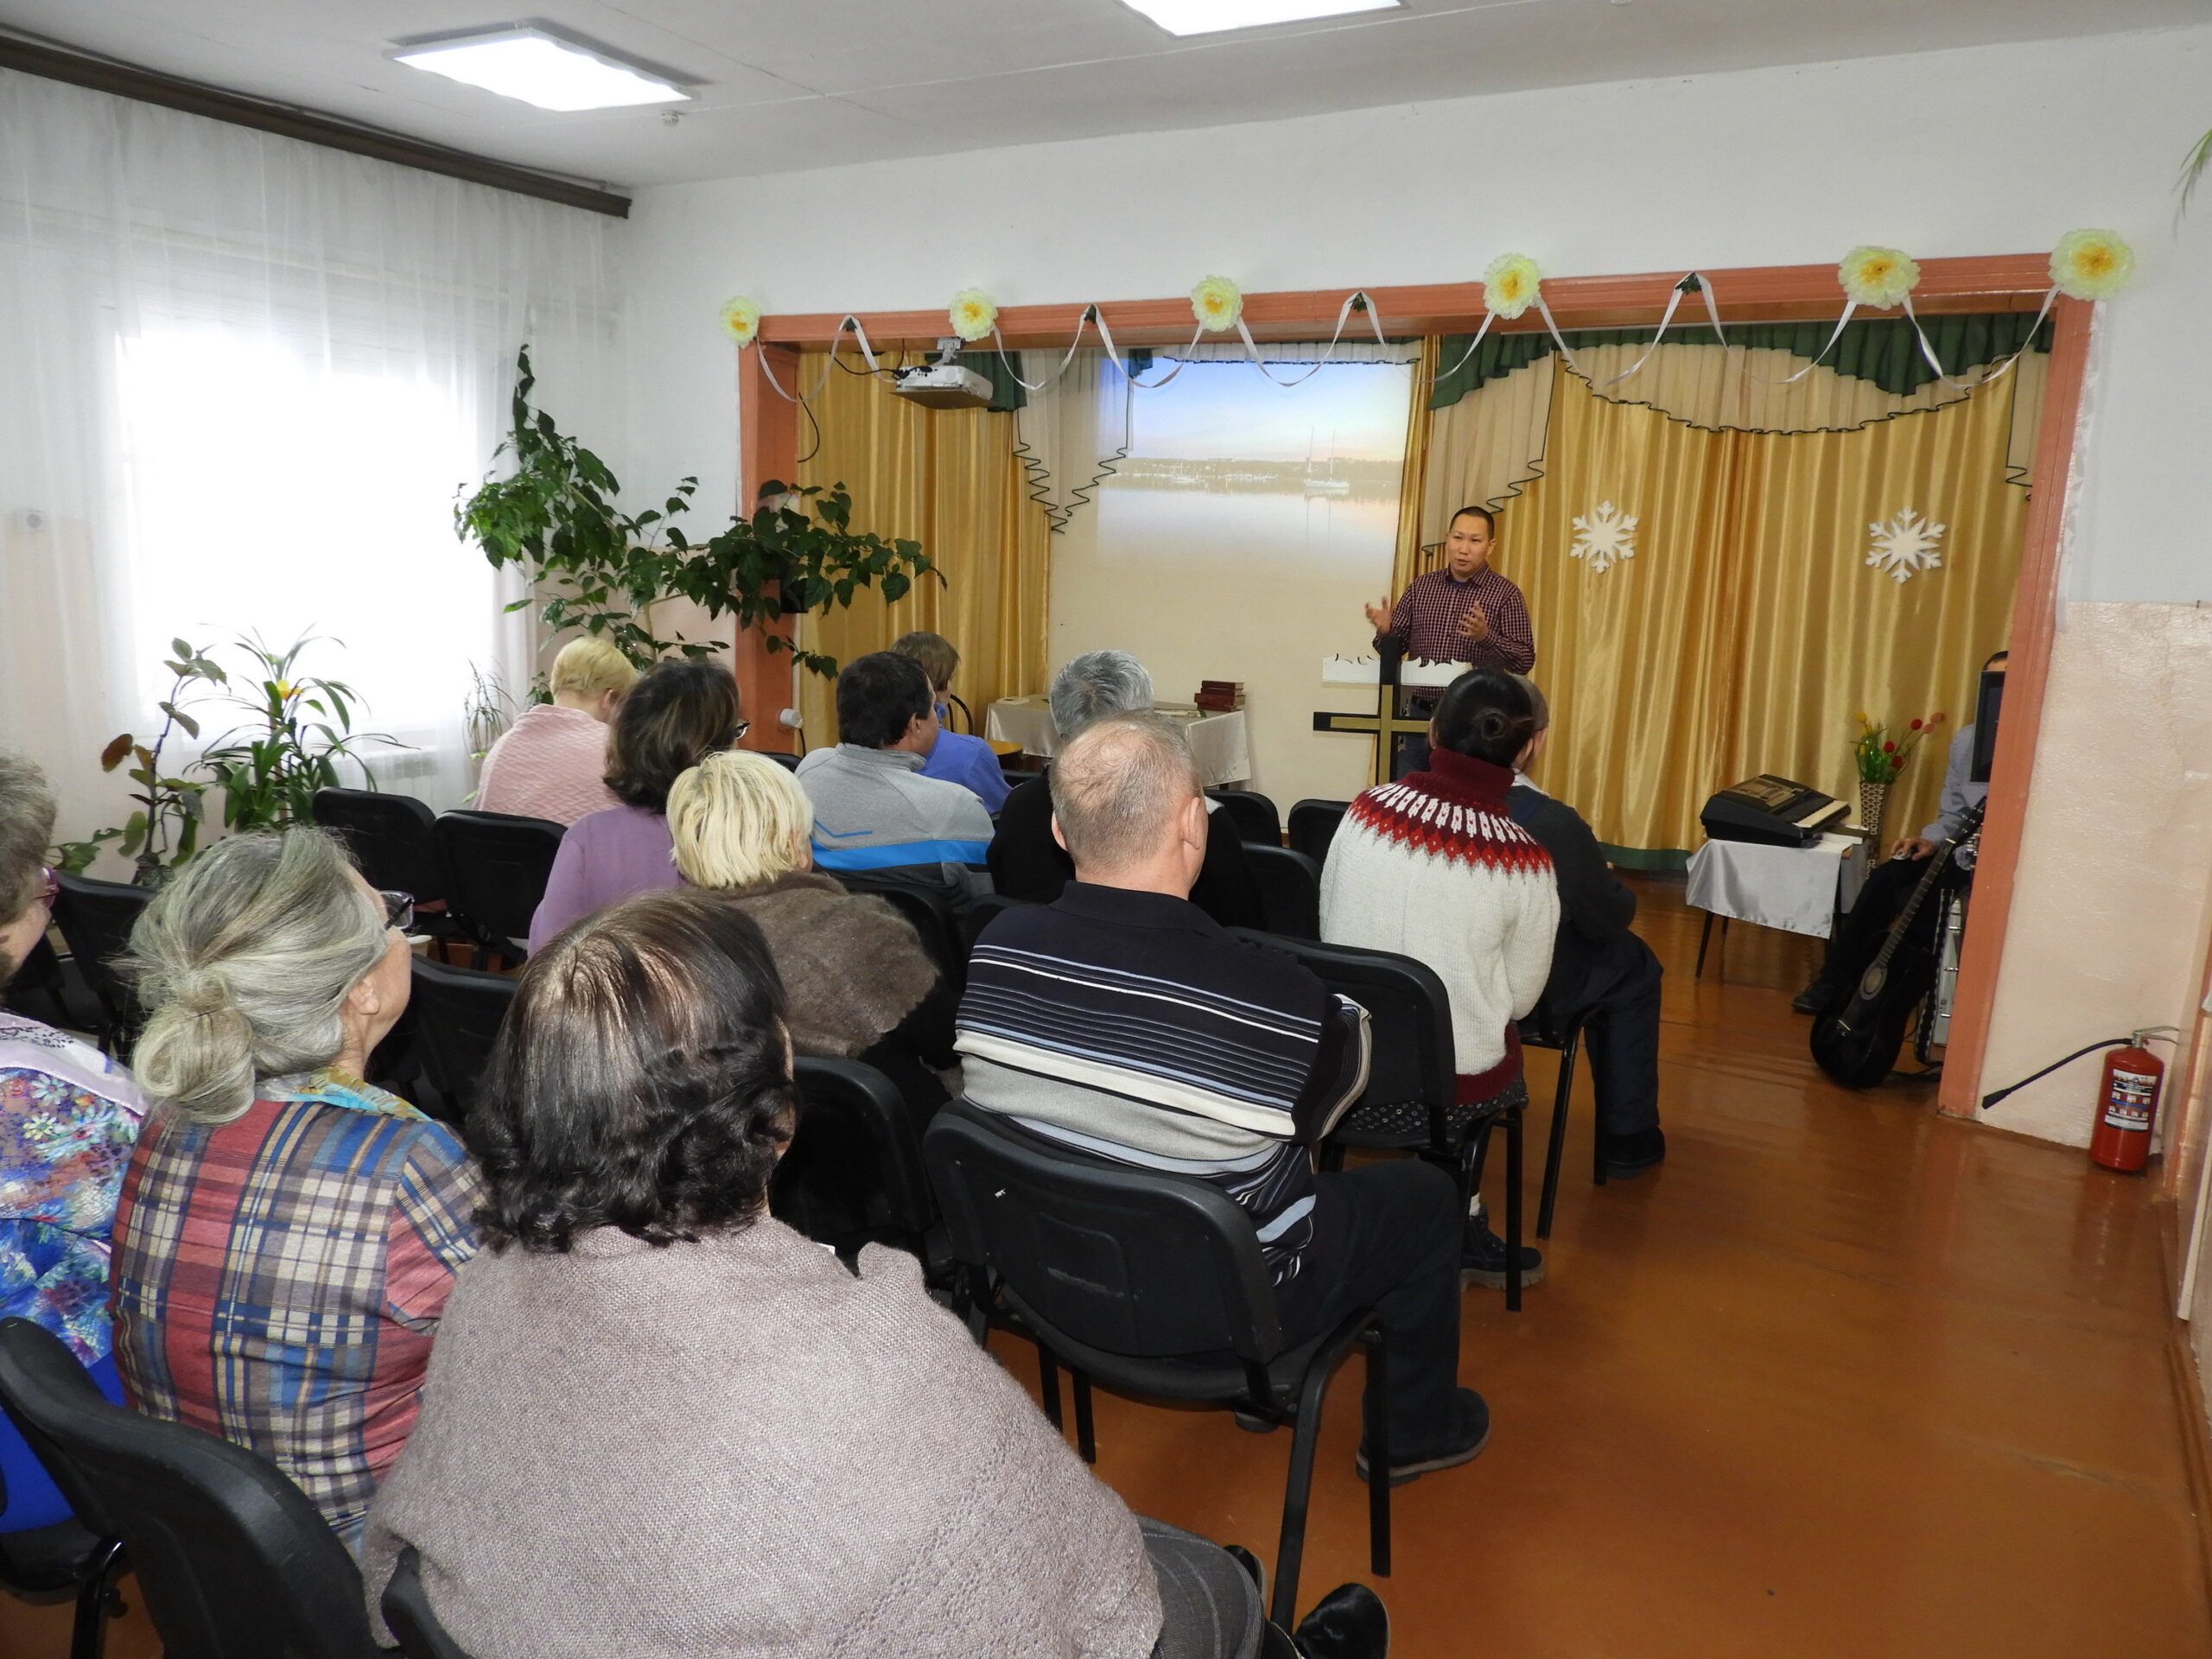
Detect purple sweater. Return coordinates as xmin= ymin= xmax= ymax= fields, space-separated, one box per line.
xmin=526 ymin=805 xmax=679 ymax=955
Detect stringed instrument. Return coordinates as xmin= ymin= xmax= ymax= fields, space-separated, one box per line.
xmin=1810 ymin=800 xmax=1986 ymax=1089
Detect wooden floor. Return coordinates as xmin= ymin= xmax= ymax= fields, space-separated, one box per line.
xmin=7 ymin=876 xmax=2209 ymax=1656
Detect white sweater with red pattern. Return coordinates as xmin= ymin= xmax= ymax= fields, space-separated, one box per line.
xmin=1319 ymin=749 xmax=1559 ymax=1080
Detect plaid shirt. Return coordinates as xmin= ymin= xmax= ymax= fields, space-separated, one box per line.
xmin=1376 ymin=567 xmax=1536 ymax=672
xmin=110 ymin=1071 xmax=481 ymax=1548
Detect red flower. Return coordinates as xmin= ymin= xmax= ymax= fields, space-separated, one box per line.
xmin=1910 ymin=718 xmax=1923 ymax=730
xmin=1883 ymin=740 xmax=1896 ymax=753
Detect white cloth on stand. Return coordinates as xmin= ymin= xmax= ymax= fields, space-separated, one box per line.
xmin=1685 ymin=833 xmax=1871 ymax=940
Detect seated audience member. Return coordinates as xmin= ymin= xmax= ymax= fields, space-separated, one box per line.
xmin=1319 ymin=668 xmax=1559 ymax=1288
xmin=473 ymin=636 xmax=637 ymax=824
xmin=795 ymin=652 xmax=992 ymax=901
xmin=988 ymin=652 xmax=1264 ymax=931
xmin=365 ymin=888 xmax=1270 ymax=1659
xmin=960 ymin=715 xmax=1485 ymax=1485
xmin=110 ymin=830 xmax=480 ymax=1550
xmin=0 ymin=750 xmax=145 ymax=1535
xmin=1796 ymin=651 xmax=2005 ymax=1016
xmin=527 ymin=659 xmax=744 ymax=953
xmin=668 ymin=749 xmax=957 ymax=1120
xmin=890 ymin=629 xmax=1011 ymax=814
xmin=1502 ymin=679 xmax=1666 ymax=1176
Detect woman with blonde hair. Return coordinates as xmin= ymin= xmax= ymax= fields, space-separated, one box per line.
xmin=667 ymin=749 xmax=953 ymax=1117
xmin=474 ymin=636 xmax=639 ymax=825
xmin=109 ymin=830 xmax=481 ymax=1550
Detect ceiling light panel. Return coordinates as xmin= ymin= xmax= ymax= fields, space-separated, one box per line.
xmin=1119 ymin=0 xmax=1399 ymax=35
xmin=391 ymin=28 xmax=689 ymax=112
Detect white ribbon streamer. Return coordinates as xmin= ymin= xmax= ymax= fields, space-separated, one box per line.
xmin=748 ymin=315 xmax=887 ymax=404
xmin=1427 ymin=309 xmax=1499 ymax=391
xmin=1090 ymin=310 xmax=1209 ymax=388
xmin=1229 ymin=290 xmax=1391 ymax=386
xmin=1900 ymin=285 xmax=2059 ymax=392
xmin=992 ymin=307 xmax=1103 ymax=393
xmin=1532 ymin=293 xmax=1582 ymax=377
xmin=1588 ymin=278 xmax=1694 ymax=389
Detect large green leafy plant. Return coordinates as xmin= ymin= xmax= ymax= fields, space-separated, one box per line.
xmin=457 ymin=349 xmax=939 ymax=679
xmin=197 ymin=634 xmax=391 ymax=834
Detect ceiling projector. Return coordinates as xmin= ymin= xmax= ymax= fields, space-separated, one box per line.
xmin=891 ymin=338 xmax=995 ymax=410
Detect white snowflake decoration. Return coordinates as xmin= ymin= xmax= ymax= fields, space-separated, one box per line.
xmin=1866 ymin=507 xmax=1946 ymax=583
xmin=1570 ymin=500 xmax=1638 ymax=575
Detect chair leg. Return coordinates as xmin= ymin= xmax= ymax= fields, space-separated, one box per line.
xmin=1072 ymin=1370 xmax=1096 ymax=1465
xmin=1271 ymin=1349 xmax=1339 ymax=1630
xmin=1037 ymin=1346 xmax=1064 ymax=1432
xmin=1504 ymin=1108 xmax=1524 ymax=1313
xmin=71 ymin=1535 xmax=124 ymax=1659
xmin=1694 ymin=910 xmax=1714 ymax=976
xmin=1537 ymin=1031 xmax=1579 ymax=1241
xmin=1361 ymin=1325 xmax=1391 ymax=1579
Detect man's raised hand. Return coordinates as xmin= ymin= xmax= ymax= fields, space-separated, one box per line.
xmin=1363 ymin=597 xmax=1394 ymax=632
xmin=1456 ymin=603 xmax=1491 ymax=643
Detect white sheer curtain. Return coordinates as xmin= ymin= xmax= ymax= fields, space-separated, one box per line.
xmin=0 ymin=68 xmax=625 ymax=868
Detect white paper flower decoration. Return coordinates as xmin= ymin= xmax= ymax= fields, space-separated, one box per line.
xmin=2050 ymin=229 xmax=2137 ymax=302
xmin=1191 ymin=276 xmax=1243 ymax=334
xmin=1838 ymin=247 xmax=1920 ymax=310
xmin=719 ymin=296 xmax=761 ymax=347
xmin=1484 ymin=253 xmax=1541 ymax=321
xmin=949 ymin=288 xmax=999 ymax=342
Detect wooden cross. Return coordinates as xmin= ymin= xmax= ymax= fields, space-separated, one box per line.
xmin=1312 ymin=642 xmax=1437 ymax=789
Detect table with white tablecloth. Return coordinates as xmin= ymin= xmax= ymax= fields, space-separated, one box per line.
xmin=1685 ymin=832 xmax=1872 ymax=975
xmin=985 ymin=697 xmax=1252 ymax=788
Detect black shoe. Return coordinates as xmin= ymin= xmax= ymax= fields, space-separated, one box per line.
xmin=1293 ymin=1581 xmax=1389 ymax=1659
xmin=1792 ymin=976 xmax=1839 ymax=1015
xmin=1355 ymin=1387 xmax=1489 ymax=1486
xmin=1460 ymin=1215 xmax=1543 ymax=1290
xmin=1601 ymin=1127 xmax=1667 ymax=1178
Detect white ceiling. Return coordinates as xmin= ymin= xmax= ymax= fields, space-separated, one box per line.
xmin=2 ymin=0 xmax=2200 ymax=193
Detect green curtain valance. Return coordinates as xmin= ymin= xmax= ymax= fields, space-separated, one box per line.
xmin=1427 ymin=310 xmax=2054 ymax=410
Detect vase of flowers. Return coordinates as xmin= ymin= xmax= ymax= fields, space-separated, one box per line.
xmin=1851 ymin=709 xmax=1944 ymax=848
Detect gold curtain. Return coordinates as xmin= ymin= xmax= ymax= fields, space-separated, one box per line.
xmin=1395 ymin=349 xmax=1556 ymax=594
xmin=1510 ymin=365 xmax=2030 ymax=860
xmin=793 ymin=360 xmax=1051 ymax=743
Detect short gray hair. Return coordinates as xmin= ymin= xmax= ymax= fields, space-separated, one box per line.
xmin=1050 ymin=713 xmax=1201 ymax=874
xmin=0 ymin=748 xmax=56 ymax=984
xmin=126 ymin=830 xmax=387 ymax=1124
xmin=1049 ymin=651 xmax=1154 ymax=739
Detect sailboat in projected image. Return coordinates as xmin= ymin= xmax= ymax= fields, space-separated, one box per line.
xmin=1303 ymin=427 xmax=1350 ymax=494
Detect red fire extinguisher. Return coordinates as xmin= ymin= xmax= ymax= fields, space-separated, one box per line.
xmin=2089 ymin=1032 xmax=2166 ymax=1173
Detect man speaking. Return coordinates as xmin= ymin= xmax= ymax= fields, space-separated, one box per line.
xmin=1364 ymin=505 xmax=1535 ymax=672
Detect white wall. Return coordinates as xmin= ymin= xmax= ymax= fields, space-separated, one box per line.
xmin=621 ymin=24 xmax=2212 ymax=1142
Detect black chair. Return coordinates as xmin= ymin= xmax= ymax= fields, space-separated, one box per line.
xmin=312 ymin=788 xmax=446 ymax=914
xmin=828 ymin=875 xmax=963 ymax=995
xmin=1231 ymin=929 xmax=1529 ymax=1312
xmin=1243 ymin=845 xmax=1322 ymax=942
xmin=1207 ymin=789 xmax=1281 ymax=846
xmin=432 ymin=811 xmax=564 ymax=969
xmin=405 ymin=958 xmax=517 ymax=1124
xmin=765 ymin=750 xmax=803 ymax=772
xmin=771 ymin=1058 xmax=939 ymax=1268
xmin=1287 ymin=800 xmax=1350 ymax=869
xmin=0 ymin=1318 xmax=380 ymax=1659
xmin=382 ymin=1546 xmax=474 ymax=1659
xmin=49 ymin=874 xmax=151 ymax=1058
xmin=923 ymin=1102 xmax=1389 ymax=1630
xmin=958 ymin=891 xmax=1037 ymax=957
xmin=1519 ymin=1000 xmax=1599 ymax=1241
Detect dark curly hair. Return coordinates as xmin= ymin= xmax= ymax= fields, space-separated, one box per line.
xmin=468 ymin=887 xmax=796 ymax=1254
xmin=603 ymin=660 xmax=744 ymax=811
xmin=1432 ymin=667 xmax=1544 ymax=768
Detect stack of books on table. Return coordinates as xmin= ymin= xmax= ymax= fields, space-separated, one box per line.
xmin=1193 ymin=681 xmax=1245 ymax=713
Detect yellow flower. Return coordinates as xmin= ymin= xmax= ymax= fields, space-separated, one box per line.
xmin=1484 ymin=252 xmax=1541 ymax=321
xmin=2050 ymin=229 xmax=2136 ymax=302
xmin=1191 ymin=275 xmax=1243 ymax=334
xmin=718 ymin=296 xmax=761 ymax=347
xmin=1838 ymin=246 xmax=1920 ymax=309
xmin=949 ymin=288 xmax=999 ymax=342
xmin=273 ymin=680 xmax=296 ymax=701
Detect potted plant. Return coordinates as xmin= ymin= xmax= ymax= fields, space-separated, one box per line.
xmin=1849 ymin=709 xmax=1944 ymax=849
xmin=78 ymin=639 xmax=225 ymax=886
xmin=196 ymin=633 xmax=396 ymax=833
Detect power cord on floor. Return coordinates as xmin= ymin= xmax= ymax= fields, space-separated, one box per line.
xmin=1980 ymin=1027 xmax=2180 ymax=1111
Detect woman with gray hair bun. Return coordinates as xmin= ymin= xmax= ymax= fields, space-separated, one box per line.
xmin=108 ymin=829 xmax=483 ymax=1551
xmin=990 ymin=652 xmax=1265 ymax=929
xmin=0 ymin=747 xmax=147 ymax=1534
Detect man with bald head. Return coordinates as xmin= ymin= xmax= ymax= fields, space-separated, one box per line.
xmin=958 ymin=713 xmax=1488 ymax=1486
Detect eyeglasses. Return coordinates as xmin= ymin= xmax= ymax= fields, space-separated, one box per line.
xmin=729 ymin=719 xmax=752 ymax=744
xmin=378 ymin=890 xmax=415 ymax=933
xmin=34 ymin=868 xmax=56 ymax=909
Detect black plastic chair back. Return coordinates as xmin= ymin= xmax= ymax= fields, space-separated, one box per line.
xmin=382 ymin=1546 xmax=477 ymax=1659
xmin=50 ymin=873 xmax=152 ymax=1055
xmin=433 ymin=811 xmax=564 ymax=957
xmin=406 ymin=958 xmax=516 ymax=1122
xmin=312 ymin=788 xmax=444 ymax=906
xmin=925 ymin=1102 xmax=1281 ymax=1367
xmin=958 ymin=891 xmax=1037 ymax=958
xmin=771 ymin=1058 xmax=936 ymax=1258
xmin=1243 ymin=844 xmax=1322 ymax=941
xmin=1207 ymin=789 xmax=1281 ymax=846
xmin=1287 ymin=799 xmax=1350 ymax=868
xmin=0 ymin=1318 xmax=378 ymax=1659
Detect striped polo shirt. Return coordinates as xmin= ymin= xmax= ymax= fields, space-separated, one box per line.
xmin=956 ymin=884 xmax=1366 ymax=1285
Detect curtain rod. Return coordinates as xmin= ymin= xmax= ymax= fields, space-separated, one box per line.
xmin=0 ymin=32 xmax=632 ymax=219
